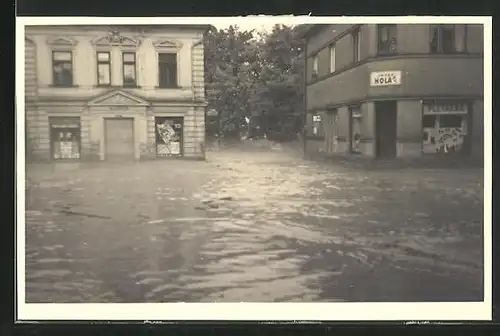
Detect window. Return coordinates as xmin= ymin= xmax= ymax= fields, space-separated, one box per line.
xmin=96 ymin=51 xmax=111 ymax=86
xmin=349 ymin=106 xmax=362 ymax=154
xmin=377 ymin=24 xmax=397 ymax=55
xmin=422 ymin=115 xmax=437 ymax=128
xmin=352 ymin=28 xmax=361 ymax=62
xmin=329 ymin=45 xmax=336 ymax=73
xmin=439 ymin=114 xmax=463 ymax=128
xmin=312 ymin=113 xmax=324 ymax=136
xmin=430 ymin=24 xmax=467 ymax=53
xmin=312 ymin=55 xmax=319 ymax=79
xmin=52 ymin=51 xmax=73 ymax=86
xmin=50 ymin=117 xmax=81 ymax=160
xmin=156 ymin=117 xmax=183 ymax=156
xmin=158 ymin=53 xmax=178 ymax=88
xmin=122 ymin=52 xmax=137 ymax=87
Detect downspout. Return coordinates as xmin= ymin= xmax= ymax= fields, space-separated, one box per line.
xmin=302 ymin=39 xmax=308 ymax=159
xmin=192 ymin=36 xmax=207 ymax=158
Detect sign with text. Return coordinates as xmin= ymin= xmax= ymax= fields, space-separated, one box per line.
xmin=370 ymin=71 xmax=402 ymax=87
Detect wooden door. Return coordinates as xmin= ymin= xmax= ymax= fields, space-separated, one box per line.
xmin=105 ymin=118 xmax=135 ymax=160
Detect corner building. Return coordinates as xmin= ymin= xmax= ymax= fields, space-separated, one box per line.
xmin=303 ymin=24 xmax=484 ymax=160
xmin=24 ymin=24 xmax=209 ymax=161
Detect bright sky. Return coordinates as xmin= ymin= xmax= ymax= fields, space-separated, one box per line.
xmin=211 ymin=15 xmax=297 ymax=32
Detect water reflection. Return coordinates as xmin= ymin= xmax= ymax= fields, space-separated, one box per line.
xmin=25 ymin=152 xmax=483 ymax=302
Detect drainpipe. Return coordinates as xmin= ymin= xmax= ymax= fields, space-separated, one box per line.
xmin=302 ymin=39 xmax=308 ymax=159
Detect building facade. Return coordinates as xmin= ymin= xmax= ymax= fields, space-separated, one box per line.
xmin=303 ymin=24 xmax=484 ymax=160
xmin=24 ymin=25 xmax=209 ymax=161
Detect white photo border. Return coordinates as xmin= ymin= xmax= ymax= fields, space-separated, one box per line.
xmin=15 ymin=15 xmax=492 ymax=322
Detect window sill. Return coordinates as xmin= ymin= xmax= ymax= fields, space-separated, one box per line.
xmin=305 ymin=135 xmax=325 ymax=141
xmin=49 ymin=84 xmax=78 ymax=88
xmin=429 ymin=51 xmax=469 ymax=55
xmin=156 ymin=86 xmax=183 ymax=89
xmin=91 ymin=85 xmax=142 ymax=89
xmin=123 ymin=84 xmax=140 ymax=89
xmin=376 ymin=51 xmax=397 ymax=57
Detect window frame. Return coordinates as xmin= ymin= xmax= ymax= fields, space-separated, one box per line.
xmin=51 ymin=50 xmax=74 ymax=87
xmin=349 ymin=105 xmax=362 ymax=154
xmin=430 ymin=24 xmax=468 ymax=54
xmin=329 ymin=44 xmax=336 ymax=73
xmin=96 ymin=51 xmax=112 ymax=87
xmin=352 ymin=28 xmax=361 ymax=63
xmin=311 ymin=54 xmax=319 ymax=79
xmin=377 ymin=24 xmax=397 ymax=55
xmin=158 ymin=52 xmax=179 ymax=89
xmin=122 ymin=51 xmax=137 ymax=87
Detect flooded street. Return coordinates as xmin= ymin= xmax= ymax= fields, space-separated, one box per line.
xmin=24 ymin=149 xmax=484 ymax=303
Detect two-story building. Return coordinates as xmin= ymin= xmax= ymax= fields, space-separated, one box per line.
xmin=302 ymin=24 xmax=484 ymax=160
xmin=24 ymin=24 xmax=210 ymax=161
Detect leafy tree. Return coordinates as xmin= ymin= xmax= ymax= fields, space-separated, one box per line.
xmin=204 ymin=24 xmax=306 ymax=141
xmin=204 ymin=25 xmax=257 ymax=139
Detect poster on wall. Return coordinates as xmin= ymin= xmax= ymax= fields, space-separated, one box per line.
xmin=155 ymin=117 xmax=183 ymax=157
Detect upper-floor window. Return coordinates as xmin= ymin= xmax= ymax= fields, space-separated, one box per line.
xmin=52 ymin=51 xmax=73 ymax=86
xmin=96 ymin=51 xmax=111 ymax=86
xmin=352 ymin=28 xmax=361 ymax=63
xmin=329 ymin=44 xmax=336 ymax=73
xmin=430 ymin=24 xmax=467 ymax=53
xmin=377 ymin=24 xmax=397 ymax=55
xmin=158 ymin=53 xmax=178 ymax=88
xmin=312 ymin=55 xmax=319 ymax=79
xmin=122 ymin=52 xmax=137 ymax=87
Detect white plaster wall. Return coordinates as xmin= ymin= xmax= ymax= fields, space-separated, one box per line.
xmin=28 ymin=27 xmax=203 ymax=100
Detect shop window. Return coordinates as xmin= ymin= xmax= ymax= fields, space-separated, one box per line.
xmin=422 ymin=101 xmax=469 ymax=155
xmin=349 ymin=106 xmax=362 ymax=154
xmin=329 ymin=45 xmax=336 ymax=73
xmin=155 ymin=117 xmax=183 ymax=156
xmin=97 ymin=51 xmax=111 ymax=86
xmin=422 ymin=115 xmax=437 ymax=128
xmin=50 ymin=117 xmax=81 ymax=160
xmin=122 ymin=52 xmax=137 ymax=87
xmin=352 ymin=28 xmax=361 ymax=63
xmin=52 ymin=51 xmax=73 ymax=86
xmin=377 ymin=24 xmax=397 ymax=55
xmin=312 ymin=113 xmax=324 ymax=137
xmin=430 ymin=24 xmax=467 ymax=53
xmin=439 ymin=114 xmax=463 ymax=128
xmin=158 ymin=53 xmax=178 ymax=88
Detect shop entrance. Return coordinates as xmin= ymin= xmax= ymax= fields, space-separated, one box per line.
xmin=104 ymin=118 xmax=135 ymax=160
xmin=375 ymin=101 xmax=397 ymax=159
xmin=155 ymin=117 xmax=184 ymax=157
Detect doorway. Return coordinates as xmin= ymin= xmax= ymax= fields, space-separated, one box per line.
xmin=375 ymin=101 xmax=397 ymax=159
xmin=104 ymin=118 xmax=135 ymax=161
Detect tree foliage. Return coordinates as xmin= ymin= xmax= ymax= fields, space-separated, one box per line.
xmin=204 ymin=24 xmax=305 ymax=140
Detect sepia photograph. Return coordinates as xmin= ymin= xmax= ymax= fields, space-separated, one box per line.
xmin=16 ymin=16 xmax=491 ymax=321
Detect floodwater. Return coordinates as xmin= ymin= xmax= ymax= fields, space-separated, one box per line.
xmin=24 ymin=149 xmax=484 ymax=302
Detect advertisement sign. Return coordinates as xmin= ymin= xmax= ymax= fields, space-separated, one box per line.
xmin=156 ymin=117 xmax=183 ymax=156
xmin=370 ymin=71 xmax=402 ymax=87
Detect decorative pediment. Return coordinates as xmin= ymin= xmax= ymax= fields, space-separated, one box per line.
xmin=91 ymin=30 xmax=141 ymax=47
xmin=88 ymin=90 xmax=149 ymax=106
xmin=46 ymin=36 xmax=78 ymax=46
xmin=152 ymin=39 xmax=182 ymax=50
